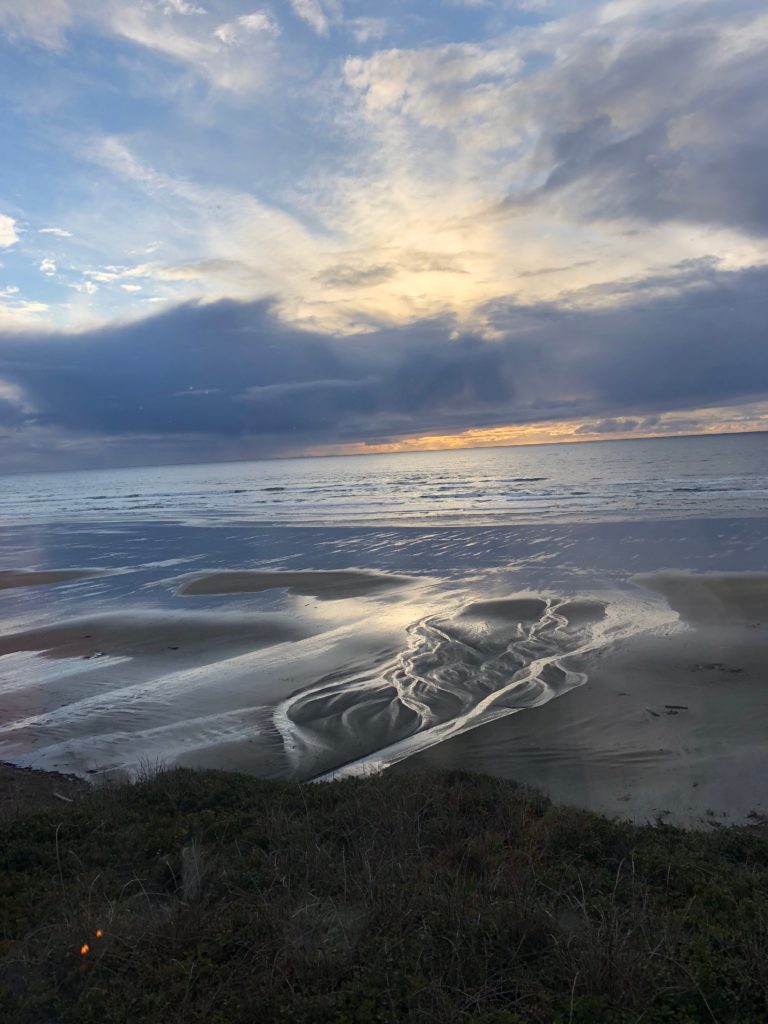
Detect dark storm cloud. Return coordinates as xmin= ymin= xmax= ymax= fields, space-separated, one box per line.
xmin=576 ymin=418 xmax=641 ymax=435
xmin=500 ymin=1 xmax=768 ymax=237
xmin=0 ymin=261 xmax=766 ymax=464
xmin=0 ymin=396 xmax=27 ymax=427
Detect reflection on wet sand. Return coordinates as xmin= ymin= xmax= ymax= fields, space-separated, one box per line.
xmin=2 ymin=555 xmax=768 ymax=828
xmin=278 ymin=596 xmax=612 ymax=781
xmin=401 ymin=572 xmax=768 ymax=826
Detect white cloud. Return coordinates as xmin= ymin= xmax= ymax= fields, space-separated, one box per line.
xmin=39 ymin=258 xmax=58 ymax=276
xmin=308 ymin=0 xmax=768 ymax=329
xmin=289 ymin=0 xmax=341 ymax=37
xmin=0 ymin=297 xmax=49 ymax=329
xmin=214 ymin=11 xmax=280 ymax=46
xmin=105 ymin=4 xmax=280 ymax=91
xmin=0 ymin=1 xmax=280 ymax=92
xmin=70 ymin=280 xmax=99 ymax=295
xmin=348 ymin=17 xmax=387 ymax=43
xmin=0 ymin=0 xmax=72 ymax=49
xmin=159 ymin=0 xmax=206 ymax=14
xmin=344 ymin=41 xmax=523 ymax=128
xmin=0 ymin=214 xmax=20 ymax=248
xmin=39 ymin=227 xmax=73 ymax=237
xmin=7 ymin=0 xmax=767 ymax=338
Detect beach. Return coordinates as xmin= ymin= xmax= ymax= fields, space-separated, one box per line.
xmin=401 ymin=572 xmax=768 ymax=827
xmin=0 ymin=436 xmax=766 ymax=826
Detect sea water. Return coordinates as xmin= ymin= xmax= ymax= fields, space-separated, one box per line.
xmin=1 ymin=432 xmax=766 ymax=527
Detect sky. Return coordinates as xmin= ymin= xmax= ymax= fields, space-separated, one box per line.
xmin=0 ymin=0 xmax=767 ymax=471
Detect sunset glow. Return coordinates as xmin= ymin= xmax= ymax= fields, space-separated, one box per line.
xmin=0 ymin=0 xmax=766 ymax=469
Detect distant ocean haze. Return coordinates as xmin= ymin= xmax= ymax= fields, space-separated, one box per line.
xmin=0 ymin=432 xmax=766 ymax=827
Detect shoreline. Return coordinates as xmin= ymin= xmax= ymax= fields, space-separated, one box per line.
xmin=0 ymin=552 xmax=766 ymax=826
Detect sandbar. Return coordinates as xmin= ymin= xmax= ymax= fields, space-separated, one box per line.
xmin=0 ymin=610 xmax=312 ymax=661
xmin=0 ymin=569 xmax=104 ymax=590
xmin=631 ymin=571 xmax=768 ymax=626
xmin=176 ymin=568 xmax=415 ymax=600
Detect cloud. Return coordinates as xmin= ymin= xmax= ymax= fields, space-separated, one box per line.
xmin=160 ymin=0 xmax=206 ymax=14
xmin=575 ymin=416 xmax=640 ymax=434
xmin=317 ymin=263 xmax=398 ymax=288
xmin=0 ymin=1 xmax=282 ymax=92
xmin=336 ymin=1 xmax=768 ymax=282
xmin=213 ymin=11 xmax=280 ymax=46
xmin=0 ymin=298 xmax=49 ymax=331
xmin=39 ymin=227 xmax=73 ymax=238
xmin=39 ymin=258 xmax=57 ymax=276
xmin=0 ymin=0 xmax=72 ymax=48
xmin=0 ymin=262 xmax=765 ymax=469
xmin=0 ymin=214 xmax=19 ymax=249
xmin=289 ymin=0 xmax=341 ymax=36
xmin=70 ymin=280 xmax=99 ymax=296
xmin=4 ymin=0 xmax=768 ymax=344
xmin=489 ymin=2 xmax=768 ymax=238
xmin=347 ymin=17 xmax=387 ymax=43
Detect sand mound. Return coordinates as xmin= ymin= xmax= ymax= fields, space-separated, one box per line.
xmin=176 ymin=569 xmax=415 ymax=601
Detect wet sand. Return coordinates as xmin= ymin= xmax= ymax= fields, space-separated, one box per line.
xmin=631 ymin=570 xmax=768 ymax=626
xmin=2 ymin=547 xmax=767 ymax=829
xmin=0 ymin=609 xmax=312 ymax=661
xmin=177 ymin=569 xmax=415 ymax=600
xmin=399 ymin=572 xmax=768 ymax=826
xmin=0 ymin=570 xmax=103 ymax=590
xmin=0 ymin=570 xmax=436 ymax=780
xmin=240 ymin=594 xmax=616 ymax=782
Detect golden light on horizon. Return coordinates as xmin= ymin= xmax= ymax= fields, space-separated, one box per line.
xmin=297 ymin=401 xmax=768 ymax=459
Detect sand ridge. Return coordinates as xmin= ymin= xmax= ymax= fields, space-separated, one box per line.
xmin=176 ymin=568 xmax=416 ymax=600
xmin=0 ymin=569 xmax=105 ymax=590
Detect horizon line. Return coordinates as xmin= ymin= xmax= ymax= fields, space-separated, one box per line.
xmin=0 ymin=427 xmax=765 ymax=479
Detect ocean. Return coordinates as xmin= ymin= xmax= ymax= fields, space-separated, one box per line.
xmin=1 ymin=432 xmax=767 ymax=825
xmin=2 ymin=432 xmax=767 ymax=527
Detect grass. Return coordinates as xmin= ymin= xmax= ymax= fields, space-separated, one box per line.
xmin=1 ymin=767 xmax=767 ymax=1023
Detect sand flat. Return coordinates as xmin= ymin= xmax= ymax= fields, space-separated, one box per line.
xmin=176 ymin=569 xmax=415 ymax=600
xmin=632 ymin=570 xmax=768 ymax=626
xmin=400 ymin=572 xmax=768 ymax=827
xmin=0 ymin=610 xmax=313 ymax=661
xmin=0 ymin=570 xmax=104 ymax=590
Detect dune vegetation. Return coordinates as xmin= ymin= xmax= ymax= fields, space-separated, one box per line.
xmin=2 ymin=767 xmax=767 ymax=1023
